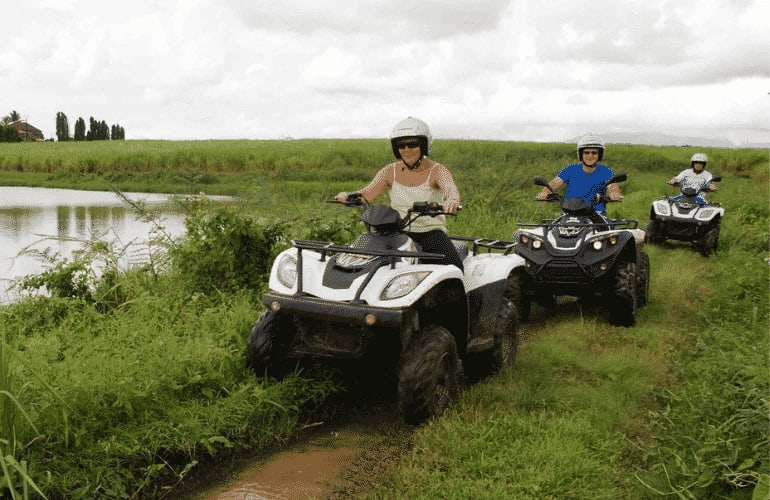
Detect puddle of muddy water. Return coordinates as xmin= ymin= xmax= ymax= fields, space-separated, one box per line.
xmin=187 ymin=398 xmax=412 ymax=500
xmin=201 ymin=429 xmax=367 ymax=500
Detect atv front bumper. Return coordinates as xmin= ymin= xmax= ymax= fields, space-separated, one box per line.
xmin=263 ymin=292 xmax=406 ymax=327
xmin=262 ymin=292 xmax=411 ymax=358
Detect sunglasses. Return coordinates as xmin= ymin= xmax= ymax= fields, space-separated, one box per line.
xmin=396 ymin=140 xmax=421 ymax=150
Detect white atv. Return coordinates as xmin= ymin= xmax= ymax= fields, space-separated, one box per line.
xmin=246 ymin=195 xmax=527 ymax=424
xmin=646 ymin=176 xmax=723 ymax=256
xmin=514 ymin=173 xmax=649 ymax=327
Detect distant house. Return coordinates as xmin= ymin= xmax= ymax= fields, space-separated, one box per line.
xmin=10 ymin=120 xmax=44 ymax=141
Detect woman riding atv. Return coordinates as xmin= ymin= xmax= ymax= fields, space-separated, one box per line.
xmin=335 ymin=117 xmax=464 ymax=270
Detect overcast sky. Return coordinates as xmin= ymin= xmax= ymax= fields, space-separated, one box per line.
xmin=3 ymin=0 xmax=768 ymax=145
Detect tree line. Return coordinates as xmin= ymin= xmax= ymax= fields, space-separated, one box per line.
xmin=56 ymin=112 xmax=125 ymax=141
xmin=0 ymin=110 xmax=126 ymax=142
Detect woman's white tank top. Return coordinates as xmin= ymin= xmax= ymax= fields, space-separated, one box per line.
xmin=389 ymin=165 xmax=446 ymax=233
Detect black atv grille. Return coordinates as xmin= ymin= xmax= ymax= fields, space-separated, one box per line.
xmin=538 ymin=261 xmax=587 ymax=282
xmin=295 ymin=319 xmax=369 ymax=358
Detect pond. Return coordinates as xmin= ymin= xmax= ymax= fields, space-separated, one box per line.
xmin=0 ymin=186 xmax=226 ymax=303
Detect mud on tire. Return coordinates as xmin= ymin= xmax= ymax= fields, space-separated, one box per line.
xmin=608 ymin=261 xmax=637 ymax=327
xmin=397 ymin=325 xmax=459 ymax=425
xmin=246 ymin=310 xmax=294 ymax=380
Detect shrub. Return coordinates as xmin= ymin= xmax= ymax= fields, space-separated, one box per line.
xmin=166 ymin=201 xmax=286 ymax=296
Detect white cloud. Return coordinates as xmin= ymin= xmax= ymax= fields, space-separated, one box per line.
xmin=1 ymin=0 xmax=767 ymax=144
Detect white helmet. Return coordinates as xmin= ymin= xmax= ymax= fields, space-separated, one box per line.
xmin=577 ymin=133 xmax=605 ymax=161
xmin=690 ymin=152 xmax=708 ymax=165
xmin=390 ymin=117 xmax=432 ymax=159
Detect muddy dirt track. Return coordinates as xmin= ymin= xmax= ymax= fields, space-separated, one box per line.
xmin=172 ymin=317 xmax=547 ymax=499
xmin=171 ymin=398 xmax=412 ymax=500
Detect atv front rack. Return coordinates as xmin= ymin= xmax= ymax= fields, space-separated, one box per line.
xmin=517 ymin=218 xmax=639 ymax=232
xmin=292 ymin=239 xmax=444 ymax=265
xmin=449 ymin=236 xmax=516 ymax=255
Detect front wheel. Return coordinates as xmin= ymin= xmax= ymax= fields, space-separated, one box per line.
xmin=608 ymin=261 xmax=637 ymax=327
xmin=699 ymin=225 xmax=719 ymax=257
xmin=246 ymin=310 xmax=294 ymax=380
xmin=397 ymin=325 xmax=459 ymax=425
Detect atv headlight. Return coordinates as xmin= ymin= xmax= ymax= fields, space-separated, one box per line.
xmin=276 ymin=254 xmax=297 ymax=288
xmin=588 ymin=235 xmax=618 ymax=251
xmin=654 ymin=200 xmax=670 ymax=216
xmin=381 ymin=271 xmax=431 ymax=300
xmin=517 ymin=231 xmax=544 ymax=250
xmin=696 ymin=209 xmax=716 ymax=221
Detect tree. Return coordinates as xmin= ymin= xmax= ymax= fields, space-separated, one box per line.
xmin=0 ymin=125 xmax=21 ymax=142
xmin=9 ymin=110 xmax=20 ymax=122
xmin=87 ymin=116 xmax=96 ymax=141
xmin=56 ymin=111 xmax=70 ymax=141
xmin=99 ymin=120 xmax=109 ymax=140
xmin=74 ymin=117 xmax=86 ymax=141
xmin=111 ymin=124 xmax=125 ymax=140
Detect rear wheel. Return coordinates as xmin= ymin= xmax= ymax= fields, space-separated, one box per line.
xmin=397 ymin=325 xmax=459 ymax=425
xmin=645 ymin=219 xmax=664 ymax=244
xmin=506 ymin=271 xmax=531 ymax=322
xmin=608 ymin=261 xmax=637 ymax=327
xmin=463 ymin=298 xmax=518 ymax=382
xmin=246 ymin=310 xmax=294 ymax=380
xmin=637 ymin=252 xmax=650 ymax=307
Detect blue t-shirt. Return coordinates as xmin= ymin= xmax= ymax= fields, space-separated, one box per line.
xmin=557 ymin=163 xmax=615 ymax=213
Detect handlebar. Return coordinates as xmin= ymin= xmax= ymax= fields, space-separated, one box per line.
xmin=327 ymin=192 xmax=366 ymax=207
xmin=408 ymin=201 xmax=461 ymax=217
xmin=327 ymin=197 xmax=461 ymax=216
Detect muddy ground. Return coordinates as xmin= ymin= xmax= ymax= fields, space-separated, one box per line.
xmin=167 ymin=385 xmax=413 ymax=499
xmin=172 ymin=318 xmax=543 ymax=499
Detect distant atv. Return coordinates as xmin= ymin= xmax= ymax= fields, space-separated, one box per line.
xmin=246 ymin=196 xmax=527 ymax=424
xmin=514 ymin=173 xmax=649 ymax=327
xmin=646 ymin=176 xmax=723 ymax=256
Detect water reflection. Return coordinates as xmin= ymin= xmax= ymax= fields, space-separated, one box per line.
xmin=0 ymin=187 xmax=217 ymax=302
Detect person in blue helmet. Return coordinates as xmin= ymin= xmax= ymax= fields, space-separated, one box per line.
xmin=536 ymin=133 xmax=623 ymax=215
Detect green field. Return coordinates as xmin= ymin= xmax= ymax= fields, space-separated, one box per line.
xmin=0 ymin=140 xmax=767 ymax=499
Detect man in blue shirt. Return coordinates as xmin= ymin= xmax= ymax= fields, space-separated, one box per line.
xmin=536 ymin=133 xmax=623 ymax=215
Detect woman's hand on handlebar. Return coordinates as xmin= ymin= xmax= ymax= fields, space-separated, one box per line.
xmin=443 ymin=200 xmax=460 ymax=214
xmin=333 ymin=192 xmax=365 ymax=206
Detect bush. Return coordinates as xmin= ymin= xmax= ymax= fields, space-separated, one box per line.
xmin=166 ymin=201 xmax=286 ymax=296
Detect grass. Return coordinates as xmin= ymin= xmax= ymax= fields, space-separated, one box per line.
xmin=0 ymin=139 xmax=767 ymax=498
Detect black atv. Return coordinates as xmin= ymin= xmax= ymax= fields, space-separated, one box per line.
xmin=514 ymin=173 xmax=650 ymax=326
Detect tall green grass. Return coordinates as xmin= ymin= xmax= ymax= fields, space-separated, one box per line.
xmin=0 ymin=139 xmax=766 ymax=498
